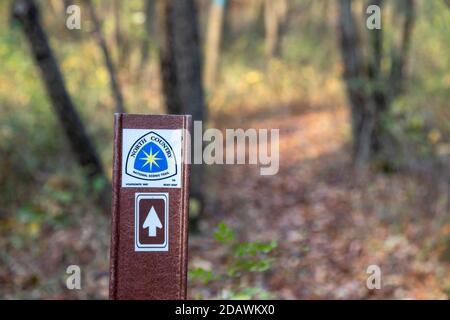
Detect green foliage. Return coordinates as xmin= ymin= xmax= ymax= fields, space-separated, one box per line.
xmin=189 ymin=222 xmax=277 ymax=299
xmin=228 ymin=240 xmax=277 ymax=276
xmin=189 ymin=198 xmax=202 ymax=219
xmin=92 ymin=175 xmax=108 ymax=194
xmin=17 ymin=205 xmax=42 ymax=224
xmin=189 ymin=268 xmax=217 ymax=285
xmin=229 ymin=287 xmax=273 ymax=300
xmin=213 ymin=222 xmax=235 ymax=244
xmin=234 ymin=240 xmax=277 ymax=257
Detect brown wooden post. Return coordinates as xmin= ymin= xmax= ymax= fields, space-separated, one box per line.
xmin=109 ymin=114 xmax=191 ymax=300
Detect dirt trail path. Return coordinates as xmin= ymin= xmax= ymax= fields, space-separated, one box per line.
xmin=189 ymin=105 xmax=449 ymax=299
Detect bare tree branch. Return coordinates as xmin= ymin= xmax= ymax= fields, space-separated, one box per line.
xmin=12 ymin=0 xmax=109 ymax=201
xmin=389 ymin=0 xmax=415 ymax=98
xmin=85 ymin=0 xmax=126 ymax=114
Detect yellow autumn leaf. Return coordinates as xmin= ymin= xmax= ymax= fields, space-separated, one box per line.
xmin=427 ymin=129 xmax=441 ymax=144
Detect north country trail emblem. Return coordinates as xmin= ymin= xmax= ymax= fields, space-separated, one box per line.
xmin=122 ymin=129 xmax=182 ymax=188
xmin=127 ymin=131 xmax=176 ymax=180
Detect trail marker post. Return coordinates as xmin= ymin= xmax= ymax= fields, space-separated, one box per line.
xmin=109 ymin=114 xmax=191 ymax=300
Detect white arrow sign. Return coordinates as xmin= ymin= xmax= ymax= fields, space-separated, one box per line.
xmin=142 ymin=206 xmax=162 ymax=237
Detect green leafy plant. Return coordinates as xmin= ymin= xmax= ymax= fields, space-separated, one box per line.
xmin=189 ymin=222 xmax=277 ymax=299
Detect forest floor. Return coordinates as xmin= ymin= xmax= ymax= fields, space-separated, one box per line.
xmin=1 ymin=103 xmax=449 ymax=299
xmin=188 ymin=103 xmax=450 ymax=299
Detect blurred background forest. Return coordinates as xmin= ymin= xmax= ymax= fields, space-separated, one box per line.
xmin=0 ymin=0 xmax=449 ymax=299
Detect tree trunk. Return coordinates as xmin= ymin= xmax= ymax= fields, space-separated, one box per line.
xmin=338 ymin=0 xmax=415 ymax=168
xmin=204 ymin=0 xmax=226 ymax=89
xmin=171 ymin=0 xmax=206 ymax=122
xmin=389 ymin=0 xmax=415 ymax=99
xmin=264 ymin=0 xmax=288 ymax=59
xmin=338 ymin=0 xmax=371 ymax=166
xmin=156 ymin=0 xmax=181 ymax=114
xmin=137 ymin=0 xmax=155 ymax=79
xmin=113 ymin=0 xmax=125 ymax=65
xmin=12 ymin=0 xmax=109 ymax=206
xmin=63 ymin=0 xmax=74 ymax=11
xmin=86 ymin=0 xmax=126 ymax=114
xmin=156 ymin=0 xmax=206 ymax=224
xmin=367 ymin=0 xmax=387 ymax=156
